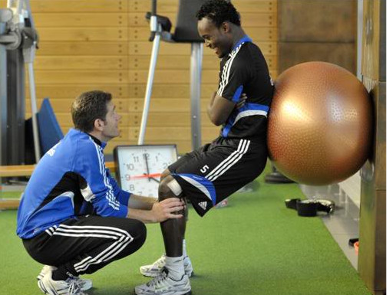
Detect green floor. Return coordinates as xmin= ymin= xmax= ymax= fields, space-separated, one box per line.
xmin=0 ymin=167 xmax=370 ymax=295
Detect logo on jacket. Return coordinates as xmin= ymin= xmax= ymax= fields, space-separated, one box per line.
xmin=47 ymin=142 xmax=60 ymax=157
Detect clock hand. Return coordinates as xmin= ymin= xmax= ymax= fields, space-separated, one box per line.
xmin=143 ymin=154 xmax=151 ymax=182
xmin=131 ymin=173 xmax=162 ymax=179
xmin=150 ymin=177 xmax=160 ymax=183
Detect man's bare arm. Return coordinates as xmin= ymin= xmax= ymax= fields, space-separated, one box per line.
xmin=126 ymin=195 xmax=185 ymax=224
xmin=128 ymin=194 xmax=157 ymax=210
xmin=207 ymin=93 xmax=236 ymax=126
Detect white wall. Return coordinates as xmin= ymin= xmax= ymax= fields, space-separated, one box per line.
xmin=339 ymin=171 xmax=361 ymax=208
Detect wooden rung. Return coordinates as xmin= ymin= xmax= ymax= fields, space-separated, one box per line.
xmin=0 ymin=162 xmax=116 ymax=210
xmin=106 ymin=162 xmax=116 ymax=172
xmin=0 ymin=165 xmax=37 ymax=177
xmin=0 ymin=162 xmax=116 ymax=178
xmin=0 ymin=200 xmax=20 ymax=210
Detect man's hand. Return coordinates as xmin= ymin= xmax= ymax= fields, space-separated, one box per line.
xmin=236 ymin=93 xmax=247 ymax=109
xmin=151 ymin=198 xmax=185 ymax=222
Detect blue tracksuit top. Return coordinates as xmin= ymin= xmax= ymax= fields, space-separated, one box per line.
xmin=16 ymin=128 xmax=130 ymax=239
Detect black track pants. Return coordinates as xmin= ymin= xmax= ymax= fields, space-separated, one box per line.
xmin=22 ymin=215 xmax=146 ymax=276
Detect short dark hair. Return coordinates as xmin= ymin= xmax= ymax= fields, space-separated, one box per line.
xmin=71 ymin=90 xmax=112 ymax=133
xmin=196 ymin=0 xmax=241 ymax=27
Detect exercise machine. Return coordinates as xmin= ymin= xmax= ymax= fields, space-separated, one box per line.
xmin=138 ymin=0 xmax=206 ymax=150
xmin=0 ymin=0 xmax=39 ymax=167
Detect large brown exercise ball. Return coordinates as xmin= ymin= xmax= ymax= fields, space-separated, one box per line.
xmin=267 ymin=62 xmax=373 ymax=185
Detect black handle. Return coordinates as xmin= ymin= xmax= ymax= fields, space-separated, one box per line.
xmin=151 ymin=0 xmax=157 ymax=16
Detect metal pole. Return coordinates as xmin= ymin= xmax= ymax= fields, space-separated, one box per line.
xmin=0 ymin=20 xmax=8 ymax=166
xmin=27 ymin=62 xmax=41 ymax=160
xmin=190 ymin=42 xmax=203 ymax=150
xmin=24 ymin=0 xmax=34 ymax=28
xmin=23 ymin=0 xmax=40 ymax=161
xmin=138 ymin=28 xmax=160 ymax=145
xmin=138 ymin=0 xmax=160 ymax=145
xmin=151 ymin=0 xmax=157 ymax=15
xmin=6 ymin=0 xmax=13 ymax=8
xmin=7 ymin=49 xmax=25 ymax=165
xmin=4 ymin=1 xmax=27 ymax=166
xmin=16 ymin=0 xmax=23 ymax=15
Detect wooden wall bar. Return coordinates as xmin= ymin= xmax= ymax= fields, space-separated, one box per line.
xmin=1 ymin=0 xmax=278 ymax=154
xmin=358 ymin=0 xmax=386 ymax=294
xmin=278 ymin=0 xmax=356 ymax=74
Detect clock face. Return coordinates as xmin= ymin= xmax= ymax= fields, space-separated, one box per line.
xmin=114 ymin=145 xmax=178 ymax=198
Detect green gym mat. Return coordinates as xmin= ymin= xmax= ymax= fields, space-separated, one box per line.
xmin=0 ymin=166 xmax=370 ymax=295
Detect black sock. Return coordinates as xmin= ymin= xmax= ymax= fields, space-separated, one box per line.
xmin=52 ymin=267 xmax=70 ymax=281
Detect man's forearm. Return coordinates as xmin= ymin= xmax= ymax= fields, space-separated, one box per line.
xmin=127 ymin=207 xmax=157 ymax=224
xmin=207 ymin=91 xmax=217 ymax=122
xmin=128 ymin=194 xmax=156 ymax=210
xmin=208 ymin=91 xmax=217 ymax=108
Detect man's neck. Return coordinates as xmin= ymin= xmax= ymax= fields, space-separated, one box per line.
xmin=88 ymin=131 xmax=103 ymax=145
xmin=231 ymin=27 xmax=247 ymax=50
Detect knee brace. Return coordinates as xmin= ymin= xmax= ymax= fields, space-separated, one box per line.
xmin=167 ymin=179 xmax=183 ymax=197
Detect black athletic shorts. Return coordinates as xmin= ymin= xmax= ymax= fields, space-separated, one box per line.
xmin=168 ymin=137 xmax=267 ymax=217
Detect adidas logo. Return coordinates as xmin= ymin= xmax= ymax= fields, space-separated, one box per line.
xmin=198 ymin=201 xmax=207 ymax=210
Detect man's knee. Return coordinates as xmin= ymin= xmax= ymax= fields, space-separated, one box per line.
xmin=123 ymin=220 xmax=147 ymax=256
xmin=106 ymin=219 xmax=147 ymax=260
xmin=159 ymin=176 xmax=187 ymax=217
xmin=135 ymin=220 xmax=147 ymax=249
xmin=158 ymin=175 xmax=183 ymax=201
xmin=160 ymin=169 xmax=170 ymax=181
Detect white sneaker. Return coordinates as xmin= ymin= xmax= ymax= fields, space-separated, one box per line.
xmin=135 ymin=268 xmax=191 ymax=295
xmin=140 ymin=255 xmax=194 ymax=277
xmin=37 ymin=265 xmax=92 ymax=291
xmin=37 ymin=269 xmax=86 ymax=295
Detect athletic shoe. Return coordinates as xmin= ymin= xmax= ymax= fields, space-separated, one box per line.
xmin=140 ymin=255 xmax=194 ymax=277
xmin=37 ymin=265 xmax=92 ymax=291
xmin=37 ymin=269 xmax=86 ymax=295
xmin=135 ymin=268 xmax=191 ymax=295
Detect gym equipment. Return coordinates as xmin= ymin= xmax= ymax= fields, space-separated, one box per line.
xmin=37 ymin=99 xmax=63 ymax=154
xmin=0 ymin=0 xmax=39 ymax=166
xmin=348 ymin=238 xmax=359 ymax=247
xmin=139 ymin=0 xmax=205 ymax=150
xmin=264 ymin=164 xmax=295 ymax=184
xmin=25 ymin=99 xmax=63 ymax=164
xmin=267 ymin=62 xmax=373 ymax=185
xmin=285 ymin=198 xmax=335 ymax=217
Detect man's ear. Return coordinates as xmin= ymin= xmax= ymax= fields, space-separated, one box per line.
xmin=221 ymin=21 xmax=231 ymax=33
xmin=94 ymin=118 xmax=104 ymax=131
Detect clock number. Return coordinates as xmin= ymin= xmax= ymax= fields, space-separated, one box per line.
xmin=126 ymin=164 xmax=134 ymax=170
xmin=129 ymin=184 xmax=135 ymax=192
xmin=125 ymin=174 xmax=131 ymax=181
xmin=133 ymin=156 xmax=139 ymax=162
